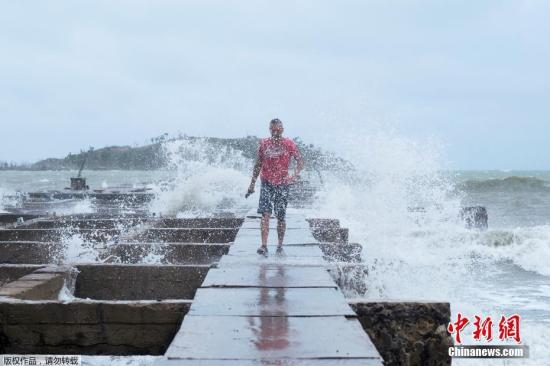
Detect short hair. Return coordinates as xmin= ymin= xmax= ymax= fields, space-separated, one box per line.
xmin=270 ymin=118 xmax=283 ymax=125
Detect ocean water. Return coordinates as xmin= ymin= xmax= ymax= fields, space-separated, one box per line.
xmin=0 ymin=138 xmax=548 ymax=365
xmin=311 ymin=171 xmax=550 ymax=365
xmin=308 ymin=132 xmax=550 ymax=366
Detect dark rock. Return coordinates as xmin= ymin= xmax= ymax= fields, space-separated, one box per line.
xmin=460 ymin=206 xmax=488 ymax=230
xmin=350 ymin=301 xmax=452 ymax=366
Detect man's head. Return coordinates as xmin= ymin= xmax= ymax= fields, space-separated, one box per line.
xmin=269 ymin=118 xmax=284 ymax=139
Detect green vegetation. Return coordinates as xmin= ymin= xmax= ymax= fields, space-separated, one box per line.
xmin=0 ymin=135 xmax=351 ymax=172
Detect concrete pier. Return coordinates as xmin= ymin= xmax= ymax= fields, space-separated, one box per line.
xmin=0 ymin=212 xmax=452 ymax=364
xmin=161 ymin=211 xmax=383 ymax=365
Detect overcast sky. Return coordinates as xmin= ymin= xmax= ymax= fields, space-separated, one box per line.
xmin=0 ymin=1 xmax=548 ymax=169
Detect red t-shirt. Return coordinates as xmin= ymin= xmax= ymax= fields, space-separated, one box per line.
xmin=258 ymin=138 xmax=300 ymax=185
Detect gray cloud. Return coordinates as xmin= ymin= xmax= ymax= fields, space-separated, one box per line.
xmin=0 ymin=0 xmax=548 ymax=169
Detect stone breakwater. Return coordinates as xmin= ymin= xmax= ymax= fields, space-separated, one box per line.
xmin=0 ymin=211 xmax=451 ymax=365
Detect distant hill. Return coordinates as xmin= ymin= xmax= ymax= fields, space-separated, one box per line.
xmin=0 ymin=135 xmax=352 ymax=172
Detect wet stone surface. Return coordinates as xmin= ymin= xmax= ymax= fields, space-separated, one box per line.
xmin=228 ymin=245 xmax=324 ymax=258
xmin=233 ymin=233 xmax=318 ymax=246
xmin=166 ymin=315 xmax=380 ymax=360
xmin=162 ymin=211 xmax=382 ymax=364
xmin=190 ymin=287 xmax=355 ymax=316
xmin=201 ymin=265 xmax=337 ymax=288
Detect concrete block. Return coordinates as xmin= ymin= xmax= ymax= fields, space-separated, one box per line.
xmin=104 ymin=243 xmax=229 ymax=265
xmin=0 ymin=266 xmax=71 ymax=300
xmin=307 ymin=218 xmax=349 ymax=243
xmin=0 ymin=275 xmax=65 ymax=300
xmin=0 ymin=265 xmax=44 ymax=287
xmin=74 ymin=264 xmax=210 ymax=300
xmin=0 ymin=242 xmax=62 ymax=264
xmin=0 ymin=301 xmax=190 ymax=355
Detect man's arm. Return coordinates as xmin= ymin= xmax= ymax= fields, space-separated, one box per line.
xmin=290 ymin=145 xmax=304 ymax=182
xmin=247 ymin=147 xmax=262 ymax=195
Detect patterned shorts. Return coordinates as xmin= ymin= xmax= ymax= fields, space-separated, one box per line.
xmin=257 ymin=180 xmax=289 ymax=220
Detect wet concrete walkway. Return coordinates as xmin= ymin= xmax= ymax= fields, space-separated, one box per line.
xmin=161 ymin=211 xmax=382 ymax=365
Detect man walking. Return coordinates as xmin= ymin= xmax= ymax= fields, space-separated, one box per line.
xmin=247 ymin=118 xmax=304 ymax=255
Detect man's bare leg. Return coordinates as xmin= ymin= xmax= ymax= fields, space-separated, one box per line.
xmin=277 ymin=218 xmax=285 ymax=247
xmin=261 ymin=213 xmax=270 ymax=247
